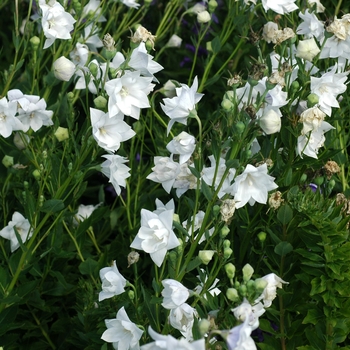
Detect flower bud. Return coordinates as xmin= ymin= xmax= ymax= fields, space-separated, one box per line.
xmin=259 ymin=109 xmax=281 ymax=135
xmin=197 ymin=10 xmax=211 ymax=23
xmin=208 ymin=0 xmax=218 ymax=12
xmin=257 ymin=231 xmax=267 ymax=242
xmin=296 ymin=38 xmax=320 ymax=62
xmin=225 ymin=263 xmax=236 ymax=279
xmin=128 ymin=290 xmax=135 ymax=300
xmin=127 ymin=251 xmax=140 ymax=267
xmin=32 ymin=169 xmax=41 ymax=180
xmin=234 ymin=121 xmax=245 ymax=134
xmin=242 ymin=263 xmax=254 ymax=282
xmin=255 ymin=278 xmax=268 ymax=294
xmin=307 ymin=93 xmax=319 ymax=108
xmin=146 ymin=40 xmax=154 ymax=51
xmin=290 ymin=80 xmax=300 ymax=94
xmin=89 ymin=62 xmax=99 ymax=78
xmin=206 ymin=41 xmax=213 ymax=52
xmin=198 ymin=318 xmax=211 ymax=336
xmin=30 ymin=36 xmax=40 ymax=50
xmin=328 ymin=179 xmax=335 ymax=191
xmin=226 ymin=288 xmax=239 ymax=302
xmin=13 ymin=132 xmax=30 ymax=150
xmin=314 ymin=176 xmax=324 ymax=186
xmin=220 ymin=225 xmax=230 ymax=238
xmin=54 ymin=127 xmax=69 ymax=142
xmin=221 ymin=99 xmax=233 ymax=111
xmin=198 ymin=250 xmax=215 ymax=265
xmin=224 ymin=247 xmax=233 ymax=259
xmin=94 ymin=96 xmax=107 ymax=110
xmin=162 ymin=80 xmax=177 ymax=98
xmin=300 ymin=173 xmax=307 ymax=183
xmin=246 ymin=280 xmax=256 ymax=294
xmin=238 ymin=284 xmax=247 ymax=297
xmin=213 ymin=205 xmax=220 ymax=217
xmin=53 ymin=56 xmax=76 ymax=82
xmin=166 ymin=34 xmax=182 ymax=48
xmin=223 ymin=239 xmax=231 ymax=248
xmin=2 ymin=155 xmax=14 ymax=168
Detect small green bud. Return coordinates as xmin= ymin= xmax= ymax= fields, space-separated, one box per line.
xmin=173 ymin=213 xmax=180 ymax=224
xmin=307 ymin=93 xmax=319 ymax=108
xmin=30 ymin=36 xmax=40 ymax=50
xmin=290 ymin=80 xmax=300 ymax=94
xmin=208 ymin=0 xmax=218 ymax=12
xmin=198 ymin=318 xmax=211 ymax=336
xmin=94 ymin=96 xmax=108 ymax=110
xmin=206 ymin=41 xmax=213 ymax=52
xmin=32 ymin=169 xmax=41 ymax=180
xmin=67 ymin=92 xmax=74 ymax=103
xmin=221 ymin=99 xmax=233 ymax=111
xmin=54 ymin=127 xmax=69 ymax=142
xmin=314 ymin=176 xmax=324 ymax=186
xmin=223 ymin=239 xmax=231 ymax=248
xmin=198 ymin=250 xmax=215 ymax=265
xmin=234 ymin=281 xmax=240 ymax=289
xmin=89 ymin=62 xmax=99 ymax=78
xmin=213 ymin=205 xmax=220 ymax=217
xmin=257 ymin=232 xmax=266 ymax=242
xmin=328 ymin=179 xmax=335 ymax=191
xmin=235 ymin=121 xmax=245 ymax=135
xmin=238 ymin=284 xmax=247 ymax=297
xmin=246 ymin=280 xmax=256 ymax=294
xmin=300 ymin=173 xmax=307 ymax=183
xmin=2 ymin=155 xmax=14 ymax=168
xmin=224 ymin=247 xmax=233 ymax=259
xmin=23 ymin=181 xmax=29 ymax=189
xmin=255 ymin=278 xmax=268 ymax=294
xmin=226 ymin=288 xmax=239 ymax=302
xmin=145 ymin=40 xmax=154 ymax=51
xmin=242 ymin=263 xmax=254 ymax=282
xmin=39 ymin=195 xmax=44 ymax=207
xmin=220 ymin=225 xmax=230 ymax=238
xmin=224 ymin=263 xmax=236 ymax=279
xmin=128 ymin=290 xmax=135 ymax=300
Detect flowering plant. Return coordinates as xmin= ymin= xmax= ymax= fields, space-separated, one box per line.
xmin=1 ymin=0 xmax=350 ymax=349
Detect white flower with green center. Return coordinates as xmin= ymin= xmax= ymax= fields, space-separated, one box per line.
xmin=0 ymin=212 xmax=33 ymax=252
xmin=90 ymin=108 xmax=135 ymax=152
xmin=230 ymin=164 xmax=278 ymax=208
xmin=0 ymin=97 xmax=23 ymax=138
xmin=161 ymin=279 xmax=190 ymax=309
xmin=101 ymin=307 xmax=143 ymax=350
xmin=130 ymin=209 xmax=180 ymax=267
xmin=105 ymin=71 xmax=154 ymax=119
xmin=169 ymin=303 xmax=197 ymax=340
xmin=166 ymin=131 xmax=196 ymax=164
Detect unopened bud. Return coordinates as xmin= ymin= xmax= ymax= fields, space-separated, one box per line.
xmin=225 ymin=263 xmax=236 ymax=279
xmin=246 ymin=280 xmax=256 ymax=294
xmin=89 ymin=62 xmax=99 ymax=78
xmin=255 ymin=278 xmax=268 ymax=294
xmin=242 ymin=263 xmax=254 ymax=282
xmin=128 ymin=290 xmax=135 ymax=300
xmin=94 ymin=96 xmax=107 ymax=110
xmin=198 ymin=318 xmax=211 ymax=336
xmin=30 ymin=36 xmax=40 ymax=50
xmin=226 ymin=288 xmax=239 ymax=302
xmin=224 ymin=247 xmax=233 ymax=259
xmin=221 ymin=99 xmax=233 ymax=111
xmin=238 ymin=284 xmax=247 ymax=297
xmin=257 ymin=232 xmax=267 ymax=242
xmin=53 ymin=56 xmax=76 ymax=82
xmin=223 ymin=239 xmax=231 ymax=248
xmin=32 ymin=169 xmax=41 ymax=180
xmin=13 ymin=132 xmax=30 ymax=150
xmin=199 ymin=250 xmax=215 ymax=265
xmin=307 ymin=93 xmax=319 ymax=108
xmin=208 ymin=0 xmax=218 ymax=12
xmin=197 ymin=10 xmax=211 ymax=24
xmin=2 ymin=155 xmax=14 ymax=168
xmin=54 ymin=127 xmax=69 ymax=142
xmin=220 ymin=225 xmax=230 ymax=238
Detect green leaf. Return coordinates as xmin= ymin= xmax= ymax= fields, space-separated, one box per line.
xmin=303 ymin=308 xmax=323 ymax=325
xmin=185 ymin=257 xmax=202 ymax=272
xmin=79 ymin=257 xmax=98 ymax=275
xmin=40 ymin=199 xmax=65 ymax=213
xmin=277 ymin=204 xmax=293 ymax=224
xmin=201 ymin=180 xmax=213 ymax=201
xmin=188 ymin=166 xmax=201 ymax=179
xmin=284 ymin=168 xmax=293 ymax=186
xmin=310 ymin=275 xmax=326 ymax=296
xmin=211 ymin=36 xmax=221 ymax=54
xmin=274 ymin=241 xmax=293 ymax=256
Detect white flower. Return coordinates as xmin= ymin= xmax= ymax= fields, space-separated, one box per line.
xmin=189 ymin=3 xmax=207 ymax=13
xmin=0 ymin=212 xmax=33 ymax=252
xmin=232 ymin=299 xmax=265 ymax=331
xmin=141 ymin=327 xmax=205 ymax=350
xmin=166 ymin=132 xmax=196 ymax=164
xmin=169 ymin=303 xmax=197 ymax=340
xmin=308 ymin=0 xmax=325 ymax=13
xmin=230 ymin=163 xmax=278 ymax=209
xmin=53 ymin=56 xmax=76 ymax=81
xmin=121 ymin=0 xmax=140 ymax=9
xmin=0 ymin=97 xmax=23 ymax=138
xmin=75 ymin=59 xmax=107 ymax=94
xmin=82 ymin=0 xmax=106 ymax=22
xmin=128 ymin=42 xmax=164 ymax=82
xmin=310 ymin=64 xmax=348 ymax=116
xmin=166 ymin=34 xmax=182 ymax=48
xmin=73 ymin=203 xmax=100 ymax=225
xmin=161 ymin=279 xmax=190 ymax=309
xmin=297 ymin=121 xmax=334 ymax=158
xmin=146 ymin=156 xmax=181 ymax=193
xmin=130 ymin=209 xmax=180 ymax=267
xmin=262 ymin=0 xmax=298 ymax=14
xmin=255 ymin=273 xmax=289 ymax=307
xmin=225 ymin=316 xmax=257 ymax=350
xmin=296 ymin=38 xmax=320 ymax=61
xmin=99 ymin=261 xmax=127 ymax=301
xmin=182 ymin=211 xmax=214 ymax=244
xmin=101 ymin=307 xmax=143 ymax=350
xmin=194 ymin=269 xmax=221 ymax=297
xmin=83 ymin=23 xmax=104 ymax=51
xmin=258 ymin=107 xmax=281 ymax=134
xmin=202 ymin=155 xmax=236 ymax=198
xmin=40 ymin=0 xmax=76 ymax=49
xmin=154 ymin=199 xmax=175 ymax=215
xmin=296 ymin=10 xmax=324 ymax=42
xmin=100 ymin=155 xmax=131 ymax=195
xmin=105 ymin=71 xmax=154 ymax=119
xmin=161 ymin=76 xmax=204 ymax=135
xmin=70 ymin=43 xmax=89 ymax=67
xmin=173 ymin=161 xmax=198 ymax=197
xmin=299 ymin=106 xmax=325 ymax=134
xmin=90 ymin=108 xmax=135 ymax=152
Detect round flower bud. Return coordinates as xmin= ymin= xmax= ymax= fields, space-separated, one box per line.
xmin=213 ymin=205 xmax=220 ymax=217
xmin=198 ymin=250 xmax=215 ymax=265
xmin=225 ymin=263 xmax=236 ymax=279
xmin=220 ymin=225 xmax=230 ymax=238
xmin=198 ymin=318 xmax=211 ymax=336
xmin=54 ymin=127 xmax=69 ymax=142
xmin=208 ymin=0 xmax=218 ymax=12
xmin=197 ymin=10 xmax=211 ymax=24
xmin=53 ymin=56 xmax=76 ymax=82
xmin=206 ymin=41 xmax=213 ymax=52
xmin=242 ymin=263 xmax=254 ymax=282
xmin=89 ymin=62 xmax=99 ymax=78
xmin=234 ymin=121 xmax=245 ymax=134
xmin=259 ymin=109 xmax=281 ymax=135
xmin=67 ymin=92 xmax=74 ymax=103
xmin=224 ymin=247 xmax=233 ymax=259
xmin=166 ymin=34 xmax=182 ymax=48
xmin=257 ymin=232 xmax=267 ymax=242
xmin=2 ymin=155 xmax=14 ymax=168
xmin=307 ymin=93 xmax=319 ymax=108
xmin=221 ymin=99 xmax=233 ymax=111
xmin=13 ymin=132 xmax=30 ymax=150
xmin=223 ymin=239 xmax=231 ymax=248
xmin=238 ymin=284 xmax=247 ymax=297
xmin=32 ymin=169 xmax=41 ymax=180
xmin=314 ymin=176 xmax=324 ymax=186
xmin=300 ymin=173 xmax=307 ymax=183
xmin=246 ymin=280 xmax=256 ymax=294
xmin=30 ymin=36 xmax=40 ymax=51
xmin=94 ymin=96 xmax=108 ymax=110
xmin=128 ymin=290 xmax=135 ymax=300
xmin=226 ymin=288 xmax=239 ymax=302
xmin=328 ymin=179 xmax=335 ymax=191
xmin=290 ymin=80 xmax=300 ymax=94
